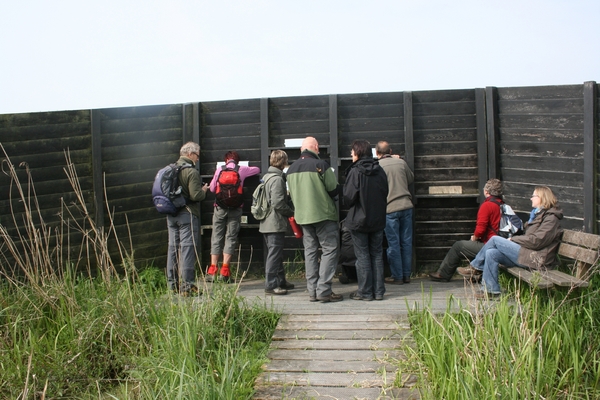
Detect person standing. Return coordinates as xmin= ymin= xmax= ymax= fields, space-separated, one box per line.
xmin=344 ymin=140 xmax=389 ymax=301
xmin=208 ymin=151 xmax=260 ymax=282
xmin=376 ymin=141 xmax=414 ymax=285
xmin=428 ymin=179 xmax=503 ymax=282
xmin=259 ymin=150 xmax=296 ymax=295
xmin=286 ymin=136 xmax=342 ymax=303
xmin=166 ymin=142 xmax=209 ymax=296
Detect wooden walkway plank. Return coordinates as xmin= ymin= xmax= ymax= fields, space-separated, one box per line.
xmin=272 ymin=329 xmax=409 ymax=340
xmin=263 ymin=359 xmax=396 ymax=373
xmin=269 ymin=338 xmax=403 ymax=350
xmin=256 ymin=371 xmax=416 ymax=387
xmin=267 ymin=349 xmax=408 ymax=362
xmin=253 ymin=386 xmax=420 ymax=400
xmin=277 ymin=321 xmax=401 ymax=330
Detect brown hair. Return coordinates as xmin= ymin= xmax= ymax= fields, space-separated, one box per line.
xmin=224 ymin=151 xmax=240 ymax=164
xmin=270 ymin=150 xmax=288 ymax=170
xmin=534 ymin=186 xmax=558 ymax=209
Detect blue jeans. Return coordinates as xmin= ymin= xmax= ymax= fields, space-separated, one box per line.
xmin=167 ymin=211 xmax=199 ymax=291
xmin=384 ymin=208 xmax=413 ymax=280
xmin=301 ymin=220 xmax=339 ymax=298
xmin=470 ymin=236 xmax=523 ymax=294
xmin=350 ymin=230 xmax=385 ymax=299
xmin=264 ymin=232 xmax=286 ymax=290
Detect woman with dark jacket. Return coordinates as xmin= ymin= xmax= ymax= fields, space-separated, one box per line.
xmin=259 ymin=150 xmax=295 ymax=295
xmin=458 ymin=186 xmax=563 ymax=298
xmin=343 ymin=139 xmax=389 ymax=301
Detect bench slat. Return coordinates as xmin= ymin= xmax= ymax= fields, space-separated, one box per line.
xmin=544 ymin=270 xmax=589 ymax=288
xmin=561 ymin=230 xmax=600 ymax=250
xmin=558 ymin=242 xmax=599 ymax=266
xmin=503 ymin=267 xmax=554 ymax=289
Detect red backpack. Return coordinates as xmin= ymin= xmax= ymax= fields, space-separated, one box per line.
xmin=215 ymin=164 xmax=243 ymax=208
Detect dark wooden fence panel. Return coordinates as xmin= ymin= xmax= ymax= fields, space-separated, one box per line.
xmin=0 ymin=110 xmax=93 ymax=271
xmin=496 ymin=85 xmax=585 ymax=230
xmin=98 ymin=104 xmax=183 ymax=267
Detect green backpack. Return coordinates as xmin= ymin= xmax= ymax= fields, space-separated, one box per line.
xmin=251 ymin=175 xmax=276 ymax=220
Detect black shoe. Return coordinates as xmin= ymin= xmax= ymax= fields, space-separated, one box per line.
xmin=317 ymin=292 xmax=343 ymax=303
xmin=265 ymin=287 xmax=288 ymax=295
xmin=384 ymin=277 xmax=404 ymax=285
xmin=403 ymin=277 xmax=411 ymax=284
xmin=349 ymin=291 xmax=373 ymax=301
xmin=429 ymin=272 xmax=450 ymax=282
xmin=280 ymin=282 xmax=295 ymax=290
xmin=218 ymin=275 xmax=232 ymax=284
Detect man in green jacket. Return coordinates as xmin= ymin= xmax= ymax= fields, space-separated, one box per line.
xmin=286 ymin=137 xmax=342 ymax=303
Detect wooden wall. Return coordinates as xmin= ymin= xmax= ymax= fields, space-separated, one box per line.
xmin=1 ymin=82 xmax=598 ymax=275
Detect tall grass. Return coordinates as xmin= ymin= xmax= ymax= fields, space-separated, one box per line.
xmin=0 ymin=147 xmax=279 ymax=399
xmin=408 ymin=274 xmax=600 ymax=399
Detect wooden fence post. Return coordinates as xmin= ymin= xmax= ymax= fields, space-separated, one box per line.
xmin=90 ymin=109 xmax=104 ymax=229
xmin=583 ymin=81 xmax=598 ymax=233
xmin=329 ymin=94 xmax=339 ymax=180
xmin=475 ymin=88 xmax=488 ymax=202
xmin=485 ymin=87 xmax=499 ymax=180
xmin=260 ymin=98 xmax=270 ymax=173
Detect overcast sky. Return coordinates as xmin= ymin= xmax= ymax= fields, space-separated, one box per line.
xmin=1 ymin=0 xmax=598 ymax=114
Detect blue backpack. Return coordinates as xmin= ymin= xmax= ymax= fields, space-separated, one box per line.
xmin=152 ymin=163 xmax=192 ymax=216
xmin=490 ymin=198 xmax=524 ymax=238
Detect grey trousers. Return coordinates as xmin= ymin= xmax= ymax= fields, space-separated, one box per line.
xmin=301 ymin=220 xmax=339 ymax=298
xmin=264 ymin=232 xmax=286 ymax=290
xmin=166 ymin=211 xmax=199 ymax=291
xmin=435 ymin=239 xmax=484 ymax=280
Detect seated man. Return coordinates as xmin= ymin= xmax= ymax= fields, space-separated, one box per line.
xmin=428 ymin=179 xmax=503 ymax=282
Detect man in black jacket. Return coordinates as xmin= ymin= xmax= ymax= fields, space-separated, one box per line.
xmin=343 ymin=139 xmax=389 ymax=301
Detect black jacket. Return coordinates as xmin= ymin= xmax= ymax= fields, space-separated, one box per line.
xmin=343 ymin=158 xmax=389 ymax=232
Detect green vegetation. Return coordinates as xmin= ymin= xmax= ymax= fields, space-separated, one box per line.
xmin=408 ymin=275 xmax=600 ymax=399
xmin=0 ymin=148 xmax=279 ymax=399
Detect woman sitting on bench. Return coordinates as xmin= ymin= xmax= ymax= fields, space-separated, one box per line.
xmin=457 ymin=186 xmax=563 ymax=298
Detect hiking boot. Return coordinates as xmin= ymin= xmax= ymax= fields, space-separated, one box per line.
xmin=279 ymin=281 xmax=295 ymax=290
xmin=349 ymin=291 xmax=373 ymax=301
xmin=457 ymin=266 xmax=482 ymax=278
xmin=403 ymin=277 xmax=411 ymax=284
xmin=474 ymin=290 xmax=501 ymax=300
xmin=317 ymin=292 xmax=343 ymax=303
xmin=206 ymin=264 xmax=218 ymax=282
xmin=385 ymin=277 xmax=404 ymax=285
xmin=265 ymin=287 xmax=288 ymax=295
xmin=181 ymin=284 xmax=201 ymax=297
xmin=219 ymin=265 xmax=231 ymax=283
xmin=309 ymin=295 xmax=318 ymax=302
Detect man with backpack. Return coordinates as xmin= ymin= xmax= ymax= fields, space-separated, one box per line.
xmin=208 ymin=150 xmax=260 ymax=282
xmin=428 ymin=179 xmax=504 ymax=282
xmin=165 ymin=142 xmax=209 ymax=296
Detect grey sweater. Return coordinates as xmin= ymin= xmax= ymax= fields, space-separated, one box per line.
xmin=378 ymin=156 xmax=414 ymax=213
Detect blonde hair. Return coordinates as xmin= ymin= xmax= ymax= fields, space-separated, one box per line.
xmin=270 ymin=150 xmax=288 ymax=170
xmin=534 ymin=186 xmax=558 ymax=209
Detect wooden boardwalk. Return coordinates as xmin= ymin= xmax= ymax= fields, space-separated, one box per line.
xmin=234 ymin=277 xmax=483 ymax=400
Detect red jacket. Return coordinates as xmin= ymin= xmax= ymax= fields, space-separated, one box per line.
xmin=474 ymin=196 xmax=502 ymax=243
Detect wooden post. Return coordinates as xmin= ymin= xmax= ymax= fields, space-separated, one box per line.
xmin=475 ymin=88 xmax=488 ymax=203
xmin=485 ymin=87 xmax=499 ymax=180
xmin=329 ymin=94 xmax=339 ymax=179
xmin=583 ymin=81 xmax=598 ymax=233
xmin=90 ymin=109 xmax=104 ymax=229
xmin=260 ymin=98 xmax=270 ymax=174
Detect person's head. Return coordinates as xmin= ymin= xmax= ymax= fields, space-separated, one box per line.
xmin=532 ymin=186 xmax=557 ymax=209
xmin=270 ymin=149 xmax=288 ymax=170
xmin=180 ymin=142 xmax=200 ymax=163
xmin=301 ymin=136 xmax=319 ymax=153
xmin=483 ymin=179 xmax=503 ymax=197
xmin=224 ymin=151 xmax=240 ymax=164
xmin=351 ymin=139 xmax=372 ymax=160
xmin=375 ymin=141 xmax=392 ymax=157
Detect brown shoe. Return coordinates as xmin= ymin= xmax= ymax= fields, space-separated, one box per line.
xmin=265 ymin=287 xmax=288 ymax=295
xmin=457 ymin=266 xmax=482 ymax=278
xmin=385 ymin=277 xmax=404 ymax=285
xmin=474 ymin=290 xmax=501 ymax=300
xmin=317 ymin=292 xmax=343 ymax=303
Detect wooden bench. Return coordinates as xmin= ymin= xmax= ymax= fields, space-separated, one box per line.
xmin=501 ymin=229 xmax=599 ymax=289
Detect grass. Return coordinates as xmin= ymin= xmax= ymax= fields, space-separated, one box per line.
xmin=0 ymin=147 xmax=279 ymax=399
xmin=407 ymin=272 xmax=600 ymax=399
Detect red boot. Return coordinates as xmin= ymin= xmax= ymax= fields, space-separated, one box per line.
xmin=219 ymin=264 xmax=231 ymax=284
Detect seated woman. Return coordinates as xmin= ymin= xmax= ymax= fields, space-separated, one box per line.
xmin=458 ymin=186 xmax=563 ymax=298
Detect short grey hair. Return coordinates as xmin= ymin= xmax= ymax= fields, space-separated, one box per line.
xmin=484 ymin=179 xmax=503 ymax=197
xmin=180 ymin=142 xmax=200 ymax=156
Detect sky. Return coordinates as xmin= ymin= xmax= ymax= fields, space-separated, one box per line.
xmin=1 ymin=0 xmax=599 ymax=114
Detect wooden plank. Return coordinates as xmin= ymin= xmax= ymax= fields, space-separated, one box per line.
xmin=544 ymin=270 xmax=589 ymax=288
xmin=428 ymin=186 xmax=463 ymax=194
xmin=498 ymin=114 xmax=583 ymax=130
xmin=497 ymin=85 xmax=582 ymax=100
xmin=561 ymin=229 xmax=600 ymax=249
xmin=499 ymin=128 xmax=583 ymax=143
xmin=337 ymin=92 xmax=404 ymax=106
xmin=486 ymin=86 xmax=499 ymax=179
xmin=277 ymin=321 xmax=400 ymax=331
xmin=338 ymin=116 xmax=402 ymax=132
xmin=503 ymin=267 xmax=554 ymax=289
xmin=412 ymin=100 xmax=475 ymax=116
xmin=281 ymin=314 xmax=406 ymax=323
xmin=498 ymin=98 xmax=584 ymax=114
xmin=272 ymin=330 xmax=407 ymax=341
xmin=413 ymin=114 xmax=476 ymax=130
xmin=263 ymin=359 xmax=395 ymax=373
xmin=269 ymin=95 xmax=330 ymax=109
xmin=338 ymin=103 xmax=404 ymax=119
xmin=200 ymin=98 xmax=261 ymax=113
xmin=99 ymin=104 xmax=182 ymax=119
xmin=415 ymin=154 xmax=478 ymax=169
xmin=269 ymin=339 xmax=402 ymax=351
xmin=256 ymin=371 xmax=412 ymax=387
xmin=413 ymin=128 xmax=477 ymax=143
xmin=413 ymin=141 xmax=477 ymax=155
xmin=253 ymin=386 xmax=419 ymax=400
xmin=558 ymin=242 xmax=599 ymax=266
xmin=267 ymin=349 xmax=405 ymax=361
xmin=412 ymin=88 xmax=476 ymax=103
